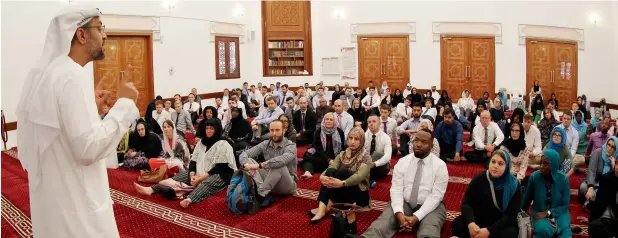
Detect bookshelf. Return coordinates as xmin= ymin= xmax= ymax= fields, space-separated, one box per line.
xmin=261 ymin=1 xmax=313 ymax=77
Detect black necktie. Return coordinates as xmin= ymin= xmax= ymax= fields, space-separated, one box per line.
xmin=301 ymin=112 xmax=306 ymax=130
xmin=370 ymin=134 xmax=376 ymax=154
xmin=175 ymin=113 xmax=179 ymax=127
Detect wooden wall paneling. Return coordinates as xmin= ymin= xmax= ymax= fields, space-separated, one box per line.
xmin=94 ymin=34 xmax=154 ymax=116
xmin=552 ymin=41 xmax=578 ymax=109
xmin=382 ymin=37 xmax=410 ymax=91
xmin=440 ymin=36 xmax=468 ymax=102
xmin=467 ymin=37 xmax=495 ymax=102
xmin=357 ymin=37 xmax=383 ymax=90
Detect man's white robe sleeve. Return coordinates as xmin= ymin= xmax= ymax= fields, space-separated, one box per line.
xmin=58 ymin=79 xmax=139 ymax=166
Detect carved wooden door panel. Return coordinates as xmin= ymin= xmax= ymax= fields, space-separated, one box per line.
xmin=94 ymin=35 xmax=152 ymax=116
xmin=526 ymin=39 xmax=553 ymax=107
xmin=382 ymin=37 xmax=410 ymax=92
xmin=468 ymin=38 xmax=495 ymax=102
xmin=440 ymin=37 xmax=468 ymax=102
xmin=358 ymin=38 xmax=383 ymax=90
xmin=552 ymin=42 xmax=578 ymax=110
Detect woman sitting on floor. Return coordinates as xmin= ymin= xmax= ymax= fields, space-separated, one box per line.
xmin=573 ymin=110 xmax=590 ymax=155
xmin=347 ymin=98 xmax=367 ymax=130
xmin=307 ymin=127 xmax=371 ymax=228
xmin=501 ymin=123 xmax=530 ymax=183
xmin=579 ymin=136 xmax=617 ymax=204
xmin=123 ymin=121 xmax=163 ymax=170
xmin=451 ymin=149 xmax=522 ymax=238
xmin=159 ymin=120 xmax=191 ymax=171
xmin=196 ymin=106 xmax=219 ymax=138
xmin=134 ymin=119 xmax=237 ymax=208
xmin=221 ymin=107 xmax=252 ymax=164
xmin=301 ymin=112 xmax=346 ymax=179
xmin=540 ymin=127 xmax=574 ymax=176
xmin=521 ymin=149 xmax=572 ymax=238
xmin=408 ymin=118 xmax=440 ymax=157
xmin=538 ymin=108 xmax=561 ymax=147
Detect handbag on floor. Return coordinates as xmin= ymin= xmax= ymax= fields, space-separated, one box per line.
xmin=226 ymin=169 xmax=259 ymax=214
xmin=138 ymin=164 xmax=168 ymax=184
xmin=486 ymin=171 xmax=532 ymax=238
xmin=329 ymin=203 xmax=362 ymax=238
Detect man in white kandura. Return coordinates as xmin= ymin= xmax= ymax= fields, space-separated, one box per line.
xmin=16 ymin=6 xmax=139 ymax=238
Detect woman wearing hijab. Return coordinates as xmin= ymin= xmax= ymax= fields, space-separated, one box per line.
xmin=500 ymin=123 xmax=530 ymax=183
xmin=301 ymin=113 xmax=346 ymax=179
xmin=410 ymin=87 xmax=423 ymax=104
xmin=390 ymin=88 xmax=404 ymax=108
xmin=521 ymin=149 xmax=572 ymax=238
xmin=538 ymin=108 xmax=560 ymax=147
xmin=542 ymin=127 xmax=574 ymax=176
xmin=196 ymin=106 xmax=219 ymax=139
xmin=597 ymin=113 xmax=616 ymax=135
xmin=424 ymin=90 xmax=434 ymax=105
xmin=123 ymin=121 xmax=163 ymax=170
xmin=436 ymin=90 xmax=451 ymax=108
xmin=579 ymin=136 xmax=617 ymax=204
xmin=347 ymin=98 xmax=367 ymax=130
xmin=458 ymin=89 xmax=475 ymax=118
xmin=134 ymin=119 xmax=237 ymax=208
xmin=159 ymin=120 xmax=191 ymax=171
xmin=572 ymin=110 xmax=589 ymax=155
xmin=505 ymin=108 xmax=525 ymax=139
xmin=481 ymin=91 xmax=492 ymax=109
xmin=531 ymin=95 xmax=545 ymax=123
xmin=497 ymin=89 xmax=509 ymax=110
xmin=452 ymin=150 xmax=521 ymax=238
xmin=308 ymin=127 xmax=371 ymax=227
xmin=547 ymin=93 xmax=559 ymax=110
xmin=221 ymin=107 xmax=252 ymax=164
xmin=530 ymin=80 xmax=542 ymax=101
xmin=408 ymin=119 xmax=440 ymax=157
xmin=590 ymin=109 xmax=603 ymax=132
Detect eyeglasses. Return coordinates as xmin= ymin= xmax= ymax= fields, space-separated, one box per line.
xmin=552 ymin=134 xmax=562 ymax=138
xmin=82 ymin=25 xmax=106 ymax=33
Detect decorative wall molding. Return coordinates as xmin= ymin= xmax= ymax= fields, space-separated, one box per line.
xmin=518 ymin=24 xmax=585 ymax=50
xmin=101 ymin=14 xmax=161 ymax=42
xmin=432 ymin=21 xmax=502 ymax=43
xmin=350 ymin=22 xmax=416 ymax=42
xmin=209 ymin=21 xmax=246 ymax=44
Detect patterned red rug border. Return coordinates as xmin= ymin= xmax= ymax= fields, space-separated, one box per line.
xmin=1 ymin=195 xmax=33 ymax=238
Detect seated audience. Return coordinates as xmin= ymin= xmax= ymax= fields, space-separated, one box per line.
xmin=340 ymin=87 xmax=355 ymax=111
xmin=293 ymin=97 xmax=317 ymax=145
xmin=586 ymin=121 xmax=612 ymax=161
xmin=557 ymin=111 xmax=584 ymax=167
xmin=362 ymin=87 xmax=381 ymax=116
xmin=521 ymin=149 xmax=572 ymax=238
xmin=315 ymin=97 xmax=335 ymax=125
xmin=394 ymin=96 xmax=413 ymax=124
xmin=365 ymin=115 xmax=392 ymax=180
xmin=134 ymin=119 xmax=236 ymax=208
xmin=580 ymin=137 xmax=617 ymax=204
xmin=183 ymin=93 xmax=200 ymax=124
xmin=347 ymin=129 xmax=448 ymax=238
xmin=544 ymin=127 xmax=575 ymax=176
xmin=465 ymin=111 xmax=505 ymax=166
xmin=152 ymin=100 xmax=171 ymax=130
xmin=538 ymin=108 xmax=560 ymax=147
xmin=240 ymin=120 xmax=297 ymax=207
xmin=347 ymin=98 xmax=367 ymax=130
xmin=421 ymin=98 xmax=437 ymax=121
xmin=381 ymin=88 xmax=393 ymax=106
xmin=159 ymin=120 xmax=191 ymax=171
xmin=123 ymin=121 xmax=163 ymax=170
xmin=378 ymin=104 xmax=398 ymax=156
xmin=221 ymin=107 xmax=252 ymax=163
xmin=572 ymin=110 xmax=590 ymax=155
xmin=523 ymin=114 xmax=543 ymax=165
xmin=597 ymin=113 xmax=615 ymax=136
xmin=501 ymin=123 xmax=529 ymax=183
xmin=284 ymin=97 xmax=298 ymax=119
xmin=589 ymin=109 xmax=603 ymax=132
xmin=434 ymin=108 xmax=464 ymax=163
xmin=312 ymin=87 xmax=329 ymax=109
xmin=308 ymin=128 xmax=371 ymax=229
xmin=262 ymin=114 xmax=297 ymax=143
xmin=397 ymin=102 xmax=423 ymax=156
xmin=530 ymin=95 xmax=545 ymax=122
xmin=408 ymin=119 xmax=440 ymax=157
xmin=490 ymin=98 xmax=506 ymax=127
xmin=436 ymin=90 xmax=452 ymax=108
xmin=505 ymin=108 xmax=525 ymax=138
xmin=457 ymin=89 xmax=475 ymax=118
xmin=171 ymin=101 xmax=195 ymax=138
xmin=588 ymin=159 xmax=618 ymax=238
xmin=302 ymin=113 xmax=346 ymax=179
xmin=390 ymin=88 xmax=404 ymax=108
xmin=451 ymin=150 xmax=522 ymax=238
xmin=252 ymin=96 xmax=284 ymax=138
xmin=333 ymin=99 xmax=354 ymax=138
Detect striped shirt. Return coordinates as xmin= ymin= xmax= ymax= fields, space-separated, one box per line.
xmin=239 ymin=138 xmax=298 ymax=181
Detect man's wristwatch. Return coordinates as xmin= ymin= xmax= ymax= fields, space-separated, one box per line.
xmin=258 ymin=163 xmax=262 ymax=169
xmin=342 ymin=181 xmax=347 ymax=187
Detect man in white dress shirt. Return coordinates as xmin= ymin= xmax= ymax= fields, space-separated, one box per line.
xmin=152 ymin=100 xmax=171 ymax=131
xmin=362 ymin=87 xmax=381 ymax=116
xmin=522 ymin=114 xmax=543 ymax=165
xmin=380 ymin=105 xmax=399 ymax=156
xmin=347 ymin=129 xmax=448 ymax=238
xmin=312 ymin=87 xmax=329 ymax=109
xmin=16 ymin=6 xmax=140 ymax=237
xmin=333 ymin=100 xmax=354 ymax=138
xmin=557 ymin=111 xmax=579 ymax=157
xmin=397 ymin=102 xmax=423 ymax=156
xmin=252 ymin=96 xmax=284 ymax=138
xmin=395 ymin=97 xmax=413 ymax=124
xmin=464 ymin=111 xmax=504 ymax=167
xmin=366 ymin=115 xmax=393 ymax=179
xmin=340 ymin=88 xmax=355 ymax=111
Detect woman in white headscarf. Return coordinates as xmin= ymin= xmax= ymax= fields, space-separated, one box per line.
xmin=409 ymin=118 xmax=440 ymax=157
xmin=458 ymin=89 xmax=475 ymax=118
xmin=159 ymin=120 xmax=191 ymax=171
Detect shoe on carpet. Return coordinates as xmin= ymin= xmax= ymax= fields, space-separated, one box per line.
xmin=369 ymin=181 xmax=377 ymax=188
xmin=343 ymin=234 xmax=364 ymax=238
xmin=260 ymin=195 xmax=274 ymax=208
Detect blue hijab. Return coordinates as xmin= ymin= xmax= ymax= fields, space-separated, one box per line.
xmin=543 ymin=149 xmax=563 ymax=179
xmin=498 ymin=89 xmax=507 ymax=106
xmin=572 ymin=110 xmax=588 ymax=134
xmin=548 ymin=127 xmax=567 ymax=150
xmin=602 ymin=136 xmax=618 ymax=174
xmin=590 ymin=109 xmax=603 ymax=129
xmin=489 ymin=150 xmax=519 ymax=211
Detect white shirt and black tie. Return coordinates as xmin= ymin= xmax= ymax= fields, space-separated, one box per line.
xmin=472 ymin=122 xmax=504 ymax=151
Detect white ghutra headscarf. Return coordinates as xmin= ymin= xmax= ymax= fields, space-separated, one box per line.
xmin=16 ymin=6 xmax=102 ymax=189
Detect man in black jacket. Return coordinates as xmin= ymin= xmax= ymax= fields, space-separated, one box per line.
xmin=589 ymin=161 xmax=618 ymax=238
xmin=293 ymin=97 xmax=317 ymax=145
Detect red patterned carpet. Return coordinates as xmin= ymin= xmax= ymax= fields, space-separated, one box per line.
xmin=1 ymin=147 xmax=589 ymax=238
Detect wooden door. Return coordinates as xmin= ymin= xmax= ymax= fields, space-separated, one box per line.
xmin=357 ymin=36 xmax=410 ymax=92
xmin=94 ymin=35 xmax=153 ymax=116
xmin=440 ymin=37 xmax=469 ymax=102
xmin=382 ymin=37 xmax=409 ymax=91
xmin=551 ymin=41 xmax=578 ymax=110
xmin=358 ymin=38 xmax=382 ymax=90
xmin=526 ymin=39 xmax=553 ymax=107
xmin=467 ymin=38 xmax=495 ymax=102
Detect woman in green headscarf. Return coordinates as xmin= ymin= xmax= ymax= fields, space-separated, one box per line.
xmin=572 ymin=110 xmax=589 ymax=155
xmin=521 ymin=149 xmax=572 ymax=238
xmin=542 ymin=127 xmax=574 ymax=176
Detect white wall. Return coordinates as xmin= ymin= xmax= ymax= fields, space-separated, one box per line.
xmin=2 ymin=0 xmax=617 ymax=148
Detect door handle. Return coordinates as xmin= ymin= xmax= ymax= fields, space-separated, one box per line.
xmin=465 ymin=66 xmax=468 ymax=79
xmin=381 ymin=64 xmax=385 ymax=75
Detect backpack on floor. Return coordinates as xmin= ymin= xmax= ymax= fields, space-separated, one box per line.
xmin=226 ymin=170 xmax=259 ymax=214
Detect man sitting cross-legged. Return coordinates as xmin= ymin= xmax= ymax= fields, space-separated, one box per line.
xmin=346 ymin=128 xmax=449 ymax=238
xmin=240 ymin=120 xmax=298 ymax=207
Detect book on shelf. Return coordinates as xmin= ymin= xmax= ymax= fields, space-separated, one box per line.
xmin=269 ymin=68 xmax=302 ymax=75
xmin=270 ymin=51 xmax=304 ymax=57
xmin=268 ymin=60 xmax=304 ymax=66
xmin=268 ymin=40 xmax=304 ymax=49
